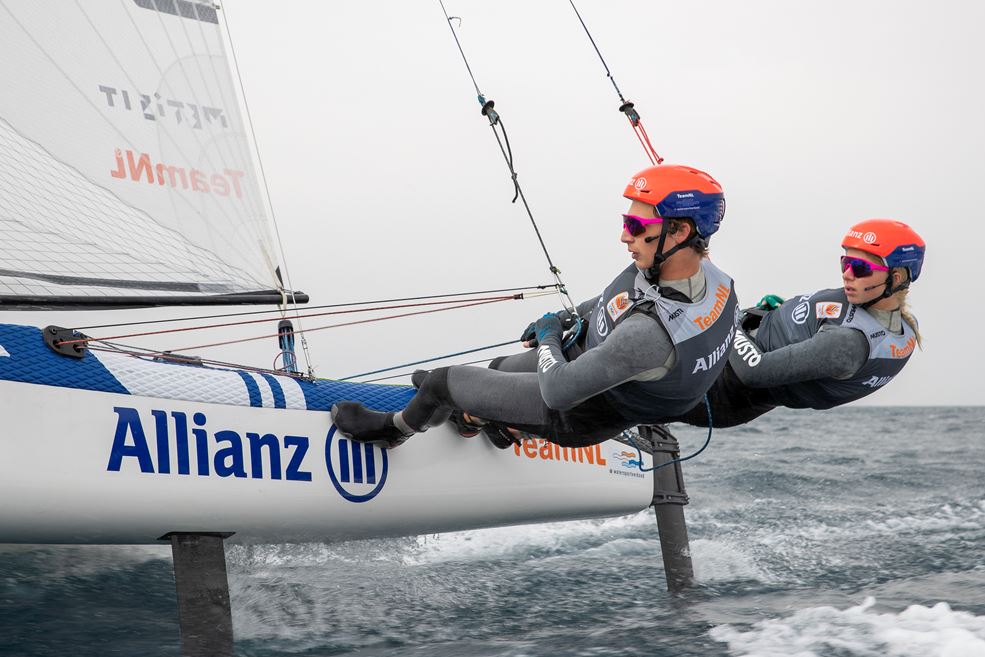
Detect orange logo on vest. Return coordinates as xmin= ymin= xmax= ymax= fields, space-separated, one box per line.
xmin=692 ymin=284 xmax=731 ymax=330
xmin=890 ymin=337 xmax=916 ymax=358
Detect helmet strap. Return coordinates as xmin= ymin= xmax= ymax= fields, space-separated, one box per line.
xmin=861 ymin=272 xmax=909 ymax=310
xmin=642 ymin=216 xmax=696 ymax=281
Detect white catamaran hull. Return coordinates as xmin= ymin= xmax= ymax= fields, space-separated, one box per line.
xmin=0 ymin=325 xmax=652 ymax=544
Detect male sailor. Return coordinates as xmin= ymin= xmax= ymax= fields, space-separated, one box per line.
xmin=332 ymin=164 xmax=739 ymax=448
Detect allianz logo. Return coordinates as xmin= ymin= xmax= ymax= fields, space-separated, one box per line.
xmin=107 ymin=407 xmax=388 ymax=503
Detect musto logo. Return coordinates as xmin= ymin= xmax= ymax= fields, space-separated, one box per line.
xmin=324 ymin=425 xmax=388 ymax=503
xmin=105 ymin=408 xmax=387 ymax=503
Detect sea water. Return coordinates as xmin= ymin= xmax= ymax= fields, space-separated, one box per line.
xmin=2 ymin=407 xmax=984 ymax=657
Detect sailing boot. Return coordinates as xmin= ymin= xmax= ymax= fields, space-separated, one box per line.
xmin=449 ymin=411 xmax=483 ymax=438
xmin=481 ymin=422 xmax=522 ymax=450
xmin=331 ymin=402 xmax=413 ymax=449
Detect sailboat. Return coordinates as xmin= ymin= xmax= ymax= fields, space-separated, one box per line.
xmin=0 ymin=0 xmax=655 ymax=546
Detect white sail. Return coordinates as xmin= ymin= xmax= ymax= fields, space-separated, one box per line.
xmin=0 ymin=0 xmax=285 ymax=306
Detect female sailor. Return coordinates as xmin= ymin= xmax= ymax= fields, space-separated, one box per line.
xmin=677 ymin=218 xmax=926 ymax=427
xmin=332 ymin=164 xmax=739 ymax=448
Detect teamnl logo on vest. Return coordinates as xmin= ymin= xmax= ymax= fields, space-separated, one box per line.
xmin=105 ymin=407 xmax=388 ymax=503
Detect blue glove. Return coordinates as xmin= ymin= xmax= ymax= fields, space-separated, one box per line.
xmin=534 ymin=313 xmax=563 ymax=342
xmin=522 ymin=311 xmax=575 ymax=347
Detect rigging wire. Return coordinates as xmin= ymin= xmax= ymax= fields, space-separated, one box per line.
xmin=567 ymin=0 xmax=664 ymax=165
xmin=219 ymin=3 xmax=315 ymax=377
xmin=87 ymin=341 xmax=290 ymax=378
xmin=339 ymin=339 xmax=518 ymax=381
xmin=68 ymin=284 xmax=558 ymax=331
xmin=360 ymin=356 xmax=497 ymax=384
xmin=437 ymin=0 xmax=576 ymax=314
xmin=61 ymin=293 xmax=551 ymax=347
xmin=80 ymin=296 xmax=521 ymax=357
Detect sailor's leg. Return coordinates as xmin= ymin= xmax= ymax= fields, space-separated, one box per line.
xmin=398 ymin=367 xmax=459 ymax=430
xmin=334 ymin=363 xmax=627 ymax=448
xmin=488 ymin=350 xmax=538 ymax=372
xmin=333 ymin=368 xmax=460 ymax=447
xmin=444 ymin=367 xmax=551 ymax=426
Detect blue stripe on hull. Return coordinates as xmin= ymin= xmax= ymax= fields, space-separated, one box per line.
xmin=236 ymin=372 xmax=262 ymax=407
xmin=0 ymin=324 xmax=415 ymax=413
xmin=259 ymin=373 xmax=286 ymax=409
xmin=296 ymin=377 xmax=415 ymax=413
xmin=0 ymin=324 xmax=129 ymax=395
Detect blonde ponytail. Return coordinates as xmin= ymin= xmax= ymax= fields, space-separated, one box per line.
xmin=896 ymin=287 xmax=922 ymax=349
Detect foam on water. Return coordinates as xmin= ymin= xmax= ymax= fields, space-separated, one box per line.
xmin=400 ymin=511 xmax=653 ymax=566
xmin=709 ymin=597 xmax=985 ymax=657
xmin=864 ymin=500 xmax=985 ymax=535
xmin=690 ymin=539 xmax=773 ymax=584
xmin=0 ymin=544 xmax=170 ymax=578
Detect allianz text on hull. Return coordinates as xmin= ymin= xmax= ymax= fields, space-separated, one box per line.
xmin=0 ymin=360 xmax=652 ymax=544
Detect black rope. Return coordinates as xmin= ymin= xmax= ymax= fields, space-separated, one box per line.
xmin=437 ymin=0 xmax=576 ymax=313
xmin=568 ymin=0 xmax=628 ymax=105
xmin=567 ymin=0 xmax=663 ymax=164
xmin=439 ymin=3 xmax=482 ymax=98
xmin=69 ymin=284 xmax=558 ymax=331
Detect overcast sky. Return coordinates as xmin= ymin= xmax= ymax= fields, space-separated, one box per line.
xmin=8 ymin=0 xmax=984 ymax=407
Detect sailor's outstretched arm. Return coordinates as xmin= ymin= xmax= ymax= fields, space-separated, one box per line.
xmin=535 ymin=313 xmax=673 ymax=410
xmin=730 ymin=326 xmax=868 ymax=387
xmin=495 ymin=296 xmax=602 ymax=373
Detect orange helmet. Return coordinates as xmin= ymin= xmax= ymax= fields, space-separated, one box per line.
xmin=623 ymin=164 xmax=725 ymax=242
xmin=842 ymin=219 xmax=926 ymax=282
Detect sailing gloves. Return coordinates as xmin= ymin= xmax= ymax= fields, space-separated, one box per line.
xmin=521 ymin=309 xmax=578 ymax=348
xmin=757 ymin=294 xmax=785 ymax=310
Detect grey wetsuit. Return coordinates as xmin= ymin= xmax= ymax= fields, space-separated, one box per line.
xmin=402 ymin=261 xmax=737 ymax=446
xmin=677 ymin=288 xmax=916 ymax=427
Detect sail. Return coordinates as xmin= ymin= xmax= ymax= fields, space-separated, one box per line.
xmin=0 ymin=0 xmax=299 ymax=308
